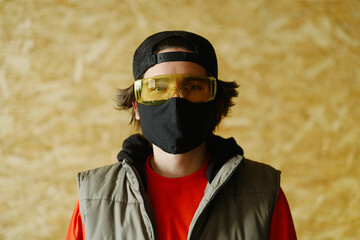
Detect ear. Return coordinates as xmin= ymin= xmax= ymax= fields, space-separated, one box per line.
xmin=132 ymin=100 xmax=140 ymax=120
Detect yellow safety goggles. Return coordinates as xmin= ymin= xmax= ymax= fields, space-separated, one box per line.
xmin=134 ymin=74 xmax=217 ymax=105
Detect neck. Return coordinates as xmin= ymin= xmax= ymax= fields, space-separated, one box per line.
xmin=151 ymin=142 xmax=207 ymax=178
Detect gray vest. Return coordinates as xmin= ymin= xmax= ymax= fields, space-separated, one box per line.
xmin=78 ymin=155 xmax=280 ymax=240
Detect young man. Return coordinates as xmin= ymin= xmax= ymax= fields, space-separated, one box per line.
xmin=67 ymin=30 xmax=297 ymax=240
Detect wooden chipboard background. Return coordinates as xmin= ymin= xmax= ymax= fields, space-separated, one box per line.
xmin=1 ymin=0 xmax=359 ymax=239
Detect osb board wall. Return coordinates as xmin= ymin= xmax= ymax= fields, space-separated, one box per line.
xmin=1 ymin=0 xmax=359 ymax=239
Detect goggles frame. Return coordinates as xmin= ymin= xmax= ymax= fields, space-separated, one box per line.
xmin=134 ymin=74 xmax=217 ymax=105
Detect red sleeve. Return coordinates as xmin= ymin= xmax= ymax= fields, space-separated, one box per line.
xmin=269 ymin=188 xmax=297 ymax=240
xmin=66 ymin=200 xmax=85 ymax=240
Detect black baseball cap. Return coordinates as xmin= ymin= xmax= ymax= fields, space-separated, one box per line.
xmin=132 ymin=30 xmax=218 ymax=80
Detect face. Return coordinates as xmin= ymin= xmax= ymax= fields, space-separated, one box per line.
xmin=134 ymin=47 xmax=207 ymax=119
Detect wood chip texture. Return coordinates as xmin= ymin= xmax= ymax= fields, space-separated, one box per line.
xmin=0 ymin=0 xmax=359 ymax=239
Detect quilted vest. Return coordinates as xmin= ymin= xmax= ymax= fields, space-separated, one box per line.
xmin=78 ymin=155 xmax=280 ymax=240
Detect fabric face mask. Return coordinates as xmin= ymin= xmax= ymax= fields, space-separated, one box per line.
xmin=138 ymin=97 xmax=217 ymax=154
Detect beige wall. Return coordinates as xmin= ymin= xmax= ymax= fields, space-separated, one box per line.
xmin=1 ymin=0 xmax=359 ymax=239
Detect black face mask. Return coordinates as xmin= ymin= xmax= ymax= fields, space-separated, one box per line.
xmin=138 ymin=98 xmax=217 ymax=154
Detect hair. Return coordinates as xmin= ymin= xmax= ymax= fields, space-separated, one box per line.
xmin=115 ymin=37 xmax=239 ymax=130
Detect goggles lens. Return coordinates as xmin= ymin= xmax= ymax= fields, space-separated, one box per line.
xmin=134 ymin=74 xmax=217 ymax=105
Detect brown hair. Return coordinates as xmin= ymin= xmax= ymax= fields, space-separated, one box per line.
xmin=115 ymin=37 xmax=239 ymax=129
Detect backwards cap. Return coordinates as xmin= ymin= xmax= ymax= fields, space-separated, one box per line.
xmin=132 ymin=30 xmax=218 ymax=80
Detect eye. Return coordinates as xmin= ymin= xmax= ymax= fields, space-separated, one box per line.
xmin=150 ymin=82 xmax=168 ymax=92
xmin=153 ymin=85 xmax=167 ymax=91
xmin=147 ymin=78 xmax=168 ymax=92
xmin=183 ymin=80 xmax=206 ymax=91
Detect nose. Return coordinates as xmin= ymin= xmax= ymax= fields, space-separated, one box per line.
xmin=168 ymin=88 xmax=183 ymax=99
xmin=171 ymin=90 xmax=181 ymax=98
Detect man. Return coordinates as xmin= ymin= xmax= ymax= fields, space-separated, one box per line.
xmin=67 ymin=30 xmax=297 ymax=239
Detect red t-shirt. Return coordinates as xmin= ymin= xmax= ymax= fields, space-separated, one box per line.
xmin=145 ymin=155 xmax=210 ymax=240
xmin=67 ymin=158 xmax=296 ymax=240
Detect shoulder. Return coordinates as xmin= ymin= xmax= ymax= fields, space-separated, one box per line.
xmin=78 ymin=162 xmax=124 ymax=181
xmin=77 ymin=161 xmax=142 ymax=203
xmin=77 ymin=162 xmax=129 ymax=199
xmin=77 ymin=162 xmax=126 ymax=187
xmin=240 ymin=158 xmax=281 ymax=179
xmin=226 ymin=158 xmax=281 ymax=194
